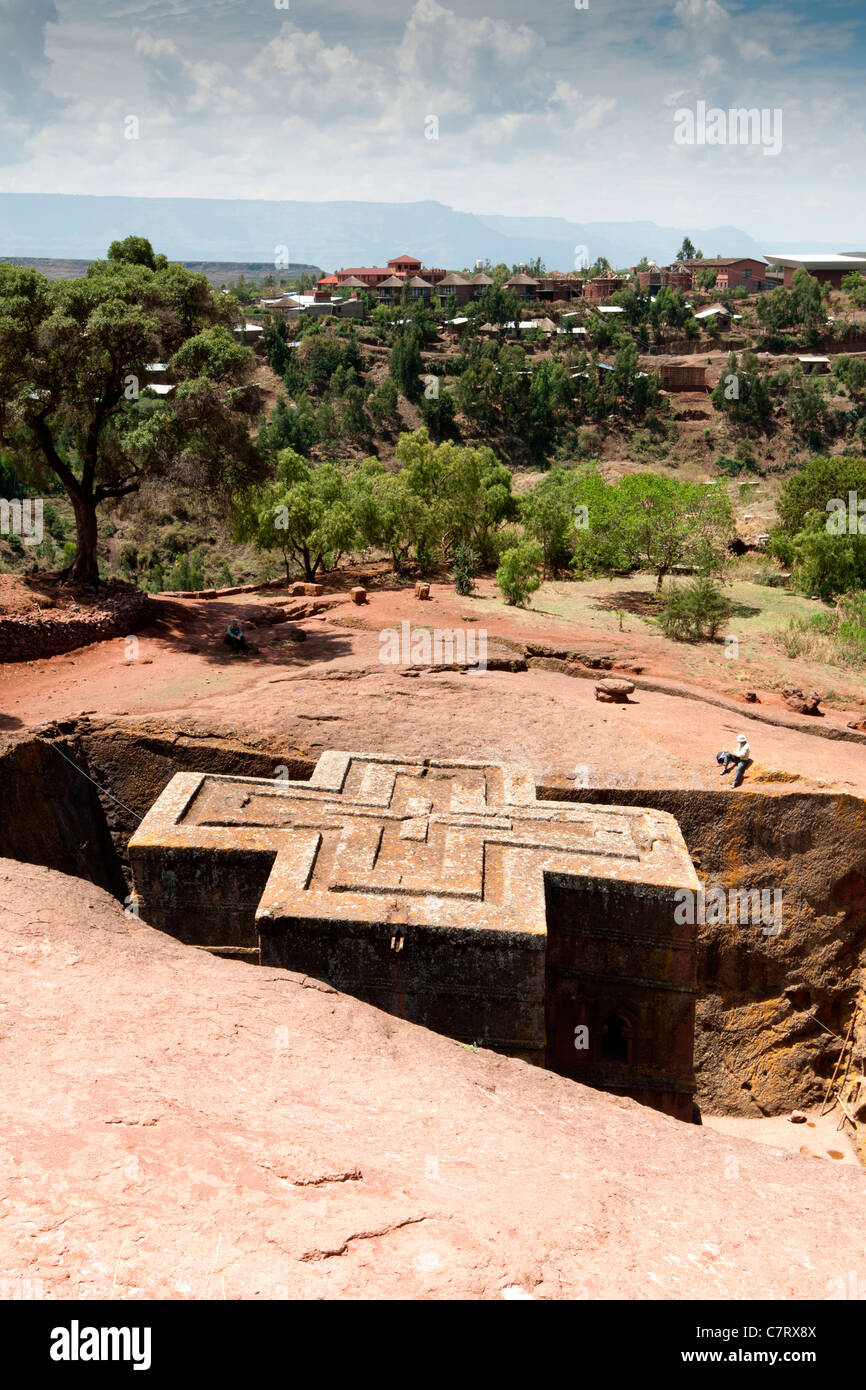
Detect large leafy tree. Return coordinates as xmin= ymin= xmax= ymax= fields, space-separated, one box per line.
xmin=615 ymin=474 xmax=733 ymax=589
xmin=569 ymin=473 xmax=733 ymax=590
xmin=520 ymin=466 xmax=589 ymax=573
xmin=234 ymin=449 xmax=357 ymax=581
xmin=0 ymin=239 xmax=264 ymax=584
xmin=395 ymin=429 xmax=517 ymax=563
xmin=757 ymin=268 xmax=824 ymax=342
xmin=711 ymin=351 xmax=773 ymax=431
xmin=350 ymin=460 xmax=436 ymax=574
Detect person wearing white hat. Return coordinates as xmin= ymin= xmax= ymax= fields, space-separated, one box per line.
xmin=716 ymin=734 xmax=751 ymax=787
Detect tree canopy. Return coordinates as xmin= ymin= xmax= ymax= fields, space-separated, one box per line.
xmin=0 ymin=240 xmax=264 ymax=583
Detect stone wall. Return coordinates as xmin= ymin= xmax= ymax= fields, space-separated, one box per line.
xmin=0 ymin=587 xmax=153 ymax=663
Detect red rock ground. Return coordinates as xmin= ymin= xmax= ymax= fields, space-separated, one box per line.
xmin=1 ymin=857 xmax=864 ymax=1301
xmin=2 ymin=572 xmax=865 ymax=796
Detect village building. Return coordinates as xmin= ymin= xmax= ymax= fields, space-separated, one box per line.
xmin=534 ymin=273 xmax=585 ymax=303
xmin=437 ymin=272 xmax=473 ymax=306
xmin=660 ymin=360 xmax=708 ymax=391
xmin=680 ymin=256 xmax=771 ymax=292
xmin=503 ymin=272 xmax=540 ymax=301
xmin=259 ymin=292 xmax=363 ymax=321
xmin=582 ymin=273 xmax=626 ymax=303
xmin=467 ymin=271 xmax=494 ymax=300
xmin=376 ymin=274 xmax=405 ymax=304
xmin=387 ymin=252 xmax=422 ymax=277
xmin=765 ymin=251 xmax=866 ymax=289
xmin=232 ymin=322 xmax=265 ymax=346
xmin=693 ymin=303 xmax=731 ymax=323
xmin=636 ymin=264 xmax=694 ymax=293
xmin=334 ymin=253 xmax=447 ymax=290
xmin=405 ymin=274 xmax=433 ymax=303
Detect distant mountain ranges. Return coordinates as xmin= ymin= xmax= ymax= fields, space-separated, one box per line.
xmin=0 ymin=192 xmax=820 ymax=277
xmin=0 ymin=257 xmax=321 ymax=286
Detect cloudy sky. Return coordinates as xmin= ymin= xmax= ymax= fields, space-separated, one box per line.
xmin=1 ymin=0 xmax=864 ymax=238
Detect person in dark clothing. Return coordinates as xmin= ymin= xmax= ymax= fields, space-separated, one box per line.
xmin=716 ymin=734 xmax=751 ymax=788
xmin=223 ymin=620 xmax=248 ymax=654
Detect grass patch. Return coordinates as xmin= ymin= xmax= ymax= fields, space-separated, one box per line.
xmin=775 ymin=592 xmax=866 ymax=669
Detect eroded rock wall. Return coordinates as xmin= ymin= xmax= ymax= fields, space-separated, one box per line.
xmin=552 ymin=786 xmax=866 ymax=1119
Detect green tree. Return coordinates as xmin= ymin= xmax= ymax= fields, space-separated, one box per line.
xmin=787 ymin=369 xmax=829 ymax=446
xmin=167 ymin=548 xmax=206 ymax=592
xmin=520 ymin=466 xmax=587 ymax=573
xmin=841 ymin=271 xmax=866 ymax=308
xmin=452 ymin=541 xmax=479 ymax=595
xmin=758 ymin=268 xmax=824 ymax=343
xmin=389 ymin=323 xmax=425 ymax=400
xmin=395 ymin=430 xmax=516 ymax=564
xmin=0 ymin=246 xmax=261 ymax=584
xmin=496 ymin=540 xmax=544 ymax=606
xmin=340 ymin=384 xmax=371 ymax=441
xmin=107 ymin=236 xmax=168 ymax=272
xmin=316 ymin=397 xmax=340 ymax=446
xmin=261 ymin=314 xmax=291 ymax=376
xmin=784 ymin=512 xmax=866 ymax=599
xmin=457 ymin=353 xmax=500 ymax=431
xmin=774 ymin=455 xmax=866 ymax=535
xmin=833 ymin=355 xmax=866 ymax=400
xmin=616 ymin=474 xmax=732 ymax=589
xmin=711 ymin=351 xmax=772 ymax=430
xmin=420 ymin=385 xmax=456 ymax=442
xmin=351 ymin=462 xmax=436 ymax=574
xmin=234 ymin=449 xmax=357 ymax=581
xmin=367 ymin=377 xmax=400 ymax=431
xmin=568 ymin=473 xmax=733 ymax=590
xmin=469 ymin=285 xmax=522 ymax=338
xmin=262 ymin=395 xmax=318 ymax=456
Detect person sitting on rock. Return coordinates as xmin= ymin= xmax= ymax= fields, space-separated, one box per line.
xmin=716 ymin=734 xmax=751 ymax=788
xmin=223 ymin=620 xmax=248 ymax=654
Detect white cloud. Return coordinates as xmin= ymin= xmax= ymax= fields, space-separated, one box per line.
xmin=0 ymin=0 xmax=863 ymax=240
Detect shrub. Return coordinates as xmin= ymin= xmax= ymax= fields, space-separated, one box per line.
xmin=452 ymin=542 xmax=479 ymax=596
xmin=496 ymin=540 xmax=544 ymax=606
xmin=166 ymin=549 xmax=205 ymax=592
xmin=146 ymin=561 xmax=165 ymax=593
xmin=658 ymin=576 xmax=733 ymax=641
xmin=118 ymin=542 xmax=138 ymax=575
xmin=717 ymin=453 xmax=761 ymax=477
xmin=490 ymin=523 xmax=524 ymax=561
xmin=42 ymin=502 xmax=67 ymax=542
xmin=753 ymin=565 xmax=788 ymax=588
